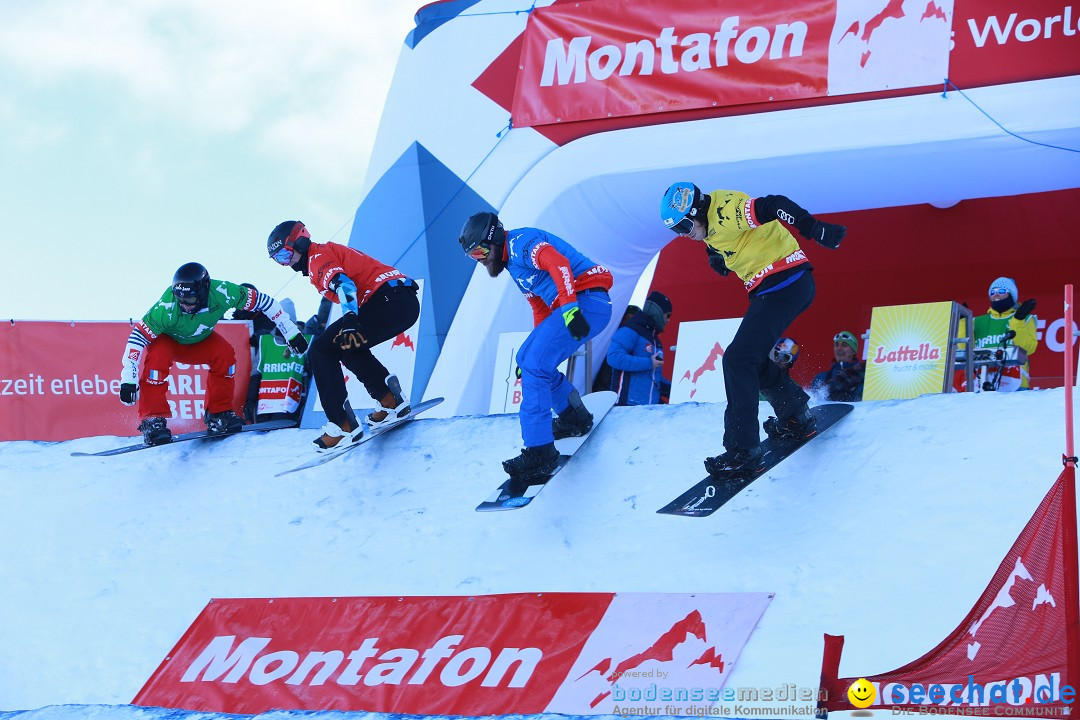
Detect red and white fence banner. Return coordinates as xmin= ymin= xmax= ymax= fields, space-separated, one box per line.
xmin=818 ymin=467 xmax=1080 ymax=716
xmin=0 ymin=321 xmax=252 ymax=441
xmin=134 ymin=591 xmax=772 ymax=716
xmin=512 ymin=0 xmax=954 ymax=126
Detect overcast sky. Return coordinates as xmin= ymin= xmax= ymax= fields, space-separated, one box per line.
xmin=1 ymin=0 xmax=419 ymax=324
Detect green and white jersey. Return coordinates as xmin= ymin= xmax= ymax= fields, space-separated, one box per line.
xmin=967 ymin=306 xmax=1039 ymax=390
xmin=140 ymin=280 xmax=254 ymax=344
xmin=256 ymin=333 xmax=311 ymax=415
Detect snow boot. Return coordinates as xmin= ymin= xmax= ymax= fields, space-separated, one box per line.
xmin=138 ymin=417 xmax=172 ymax=446
xmin=552 ymin=389 xmax=593 ymax=440
xmin=763 ymin=408 xmax=817 ymax=442
xmin=704 ymin=445 xmax=765 ymax=476
xmin=502 ymin=443 xmax=560 ymax=480
xmin=313 ymin=417 xmax=364 ymax=453
xmin=367 ymin=374 xmax=411 ymax=430
xmin=205 ymin=410 xmax=244 ymax=437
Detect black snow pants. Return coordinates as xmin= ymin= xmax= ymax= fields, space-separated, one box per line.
xmin=309 ymin=281 xmax=420 ymax=428
xmin=722 ymin=270 xmax=815 ymax=451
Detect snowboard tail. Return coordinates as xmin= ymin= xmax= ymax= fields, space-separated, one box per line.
xmin=477 ymin=391 xmax=617 ymax=511
xmin=71 ymin=419 xmax=298 ymax=457
xmin=274 ymin=397 xmax=444 ymax=477
xmin=657 ymin=403 xmax=853 ymax=518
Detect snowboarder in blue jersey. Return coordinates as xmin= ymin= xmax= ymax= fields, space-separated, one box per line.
xmin=459 ymin=212 xmax=614 ymax=480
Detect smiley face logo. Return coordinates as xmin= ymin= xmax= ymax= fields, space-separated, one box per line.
xmin=848 ymin=678 xmax=877 ymax=708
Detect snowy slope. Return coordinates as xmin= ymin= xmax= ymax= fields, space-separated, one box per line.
xmin=0 ymin=388 xmax=1075 ymax=719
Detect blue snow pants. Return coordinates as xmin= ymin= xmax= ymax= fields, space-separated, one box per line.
xmin=515 ymin=290 xmax=612 ymax=447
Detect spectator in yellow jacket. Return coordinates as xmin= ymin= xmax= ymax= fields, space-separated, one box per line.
xmin=970 ymin=277 xmax=1038 ymax=390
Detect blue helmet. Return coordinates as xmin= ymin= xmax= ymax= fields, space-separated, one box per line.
xmin=660 ymin=182 xmax=702 ymax=235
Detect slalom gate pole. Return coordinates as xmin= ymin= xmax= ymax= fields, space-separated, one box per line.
xmin=1066 ymin=284 xmax=1075 ymax=467
xmin=1062 ymin=284 xmax=1079 ymax=698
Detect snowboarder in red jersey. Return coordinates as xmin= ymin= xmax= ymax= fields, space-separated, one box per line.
xmin=267 ymin=221 xmax=419 ymax=452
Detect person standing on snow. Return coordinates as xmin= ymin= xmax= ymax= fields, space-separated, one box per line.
xmin=659 ymin=182 xmax=846 ymax=475
xmin=267 ymin=220 xmax=419 ymax=451
xmin=969 ymin=277 xmax=1038 ymax=391
xmin=607 ymin=290 xmax=673 ymax=406
xmin=119 ymin=262 xmax=308 ymax=446
xmin=458 ymin=211 xmax=613 ymax=480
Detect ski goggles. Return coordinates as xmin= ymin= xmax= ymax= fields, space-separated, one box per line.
xmin=272 ymin=246 xmax=295 ymax=265
xmin=173 ymin=286 xmax=199 ymax=303
xmin=770 ymin=349 xmax=797 ymax=364
xmin=834 ymin=332 xmax=857 ymax=344
xmin=467 ymin=243 xmax=492 ymax=261
xmin=669 ymin=216 xmax=696 ymax=236
xmin=989 ymin=286 xmax=1011 ymax=297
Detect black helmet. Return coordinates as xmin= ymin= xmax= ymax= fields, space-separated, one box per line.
xmin=172 ymin=262 xmax=211 ymax=313
xmin=267 ymin=220 xmax=311 ymax=264
xmin=459 ymin=211 xmax=505 ymax=260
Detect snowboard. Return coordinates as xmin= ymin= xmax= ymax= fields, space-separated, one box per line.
xmin=657 ymin=403 xmax=853 ymax=518
xmin=274 ymin=397 xmax=444 ymax=477
xmin=70 ymin=419 xmax=298 ymax=457
xmin=476 ymin=391 xmax=618 ymax=512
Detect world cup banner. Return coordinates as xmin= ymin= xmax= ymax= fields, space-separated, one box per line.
xmin=863 ymin=301 xmax=954 ymax=401
xmin=0 ymin=321 xmax=252 ymax=441
xmin=512 ymin=0 xmax=954 ymax=126
xmin=133 ymin=592 xmax=773 ymax=716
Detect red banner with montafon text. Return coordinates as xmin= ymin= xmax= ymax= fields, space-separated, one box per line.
xmin=134 ymin=592 xmax=774 ymax=716
xmin=512 ymin=0 xmax=957 ymax=126
xmin=0 ymin=321 xmax=251 ymax=441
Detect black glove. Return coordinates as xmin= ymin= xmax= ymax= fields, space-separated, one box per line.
xmin=562 ymin=304 xmax=591 ymax=341
xmin=287 ymin=333 xmax=309 ymax=355
xmin=120 ymin=383 xmax=138 ymax=406
xmin=1014 ymin=298 xmax=1037 ymax=321
xmin=332 ymin=313 xmax=366 ymax=351
xmin=706 ymin=247 xmax=730 ymax=276
xmin=799 ymin=219 xmax=846 ymax=249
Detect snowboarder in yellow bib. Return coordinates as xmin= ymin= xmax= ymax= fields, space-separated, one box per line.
xmin=660 ymin=182 xmax=846 ymax=475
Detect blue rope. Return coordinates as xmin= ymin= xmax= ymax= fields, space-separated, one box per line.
xmin=273 ymin=4 xmax=535 ymax=301
xmin=456 ymin=2 xmax=537 ymax=18
xmin=390 ymin=120 xmax=514 ymax=267
xmin=942 ymin=79 xmax=1080 ymax=153
xmin=273 ymin=119 xmax=514 ymax=303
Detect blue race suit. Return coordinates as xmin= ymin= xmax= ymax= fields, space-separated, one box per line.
xmin=506 ymin=227 xmax=613 ymax=447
